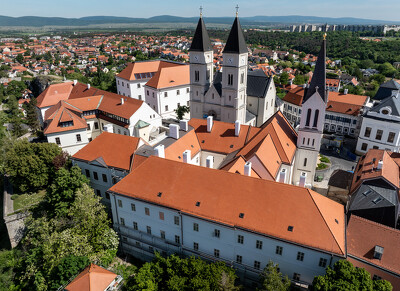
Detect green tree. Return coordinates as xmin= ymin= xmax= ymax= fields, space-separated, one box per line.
xmin=49 ymin=255 xmax=90 ymax=290
xmin=46 ymin=165 xmax=89 ymax=217
xmin=175 ymin=105 xmax=190 ymax=120
xmin=294 ymin=74 xmax=306 ymax=85
xmin=312 ymin=260 xmax=392 ymax=291
xmin=23 ymin=96 xmax=40 ymax=133
xmin=126 ymin=253 xmax=239 ymax=291
xmin=279 ymin=72 xmax=289 ymax=85
xmin=4 ymin=140 xmax=62 ymax=192
xmin=259 ymin=261 xmax=290 ymax=291
xmin=16 ymin=184 xmax=119 ymax=290
xmin=16 ymin=53 xmax=24 ymax=64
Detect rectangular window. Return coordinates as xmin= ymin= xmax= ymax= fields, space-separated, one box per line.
xmin=159 ymin=212 xmax=164 ymax=220
xmin=214 ymin=229 xmax=220 ymax=238
xmin=276 ymin=246 xmax=283 ymax=255
xmin=319 ymin=258 xmax=327 ymax=268
xmin=138 ymin=95 xmax=142 ymax=100
xmin=177 ymin=90 xmax=180 ymax=95
xmin=160 ymin=230 xmax=165 ymax=239
xmin=146 ymin=226 xmax=151 ymax=235
xmin=137 ymin=83 xmax=140 ymax=88
xmin=195 ymin=71 xmax=200 ymax=82
xmin=131 ymin=203 xmax=136 ymax=211
xmin=87 ymin=123 xmax=91 ymax=130
xmin=76 ymin=134 xmax=81 ymax=142
xmin=364 ymin=127 xmax=371 ymax=138
xmin=149 ymin=246 xmax=153 ymax=253
xmin=96 ymin=189 xmax=101 ymax=196
xmin=133 ymin=222 xmax=138 ymax=230
xmin=165 ymin=105 xmax=168 ymax=112
xmin=256 ymin=240 xmax=263 ymax=250
xmin=236 ymin=255 xmax=242 ymax=264
xmin=174 ymin=216 xmax=180 ymax=225
xmin=85 ymin=169 xmax=90 ymax=177
xmin=376 ymin=130 xmax=383 ymax=141
xmin=373 ymin=274 xmax=382 ymax=281
xmin=240 ymin=73 xmax=244 ymax=84
xmin=102 ymin=174 xmax=107 ymax=183
xmin=105 ymin=192 xmax=110 ymax=200
xmin=175 ymin=235 xmax=180 ymax=244
xmin=228 ymin=74 xmax=233 ymax=86
xmin=293 ymin=273 xmax=301 ymax=281
xmin=388 ymin=132 xmax=396 ymax=143
xmin=194 ymin=242 xmax=199 ymax=251
xmin=94 ymin=122 xmax=99 ymax=129
xmin=297 ymin=252 xmax=305 ymax=261
xmin=164 ymin=92 xmax=168 ymax=97
xmin=93 ymin=172 xmax=98 ymax=180
xmin=193 ymin=223 xmax=199 ymax=232
xmin=187 ymin=88 xmax=189 ymax=93
xmin=135 ymin=241 xmax=140 ymax=247
xmin=147 ymin=90 xmax=149 ymax=96
xmin=145 ymin=207 xmax=150 ymax=216
xmin=254 ymin=261 xmax=261 ymax=270
xmin=214 ymin=249 xmax=220 ymax=258
xmin=117 ymin=199 xmax=122 ymax=207
xmin=55 ymin=137 xmax=61 ymax=145
xmin=237 ymin=235 xmax=244 ymax=244
xmin=361 ymin=143 xmax=368 ymax=151
xmin=120 ymin=217 xmax=125 ymax=226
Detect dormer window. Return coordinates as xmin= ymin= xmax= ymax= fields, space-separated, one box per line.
xmin=373 ymin=245 xmax=384 ymax=260
xmin=380 ymin=107 xmax=392 ymax=115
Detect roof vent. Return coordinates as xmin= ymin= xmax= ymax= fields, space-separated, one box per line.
xmin=73 ymin=79 xmax=77 ymax=86
xmin=244 ymin=161 xmax=252 ymax=176
xmin=179 ymin=120 xmax=189 ymax=132
xmin=377 ymin=160 xmax=383 ymax=170
xmin=230 ymin=144 xmax=234 ymax=148
xmin=372 ymin=197 xmax=383 ymax=204
xmin=235 ymin=120 xmax=241 ymax=136
xmin=87 ymin=83 xmax=91 ymax=90
xmin=207 ymin=116 xmax=213 ymax=132
xmin=335 ymin=219 xmax=339 ymax=224
xmin=362 ymin=190 xmax=372 ymax=197
xmin=169 ymin=124 xmax=180 ymax=139
xmin=374 ymin=245 xmax=384 ymax=260
xmin=154 ymin=145 xmax=165 ymax=158
xmin=288 ymin=226 xmax=294 ymax=232
xmin=157 ymin=192 xmax=162 ymax=197
xmin=344 ymin=88 xmax=349 ymax=95
xmin=239 ymin=213 xmax=244 ymax=218
xmin=196 ymin=201 xmax=201 ymax=207
xmin=121 ymin=98 xmax=124 ymax=105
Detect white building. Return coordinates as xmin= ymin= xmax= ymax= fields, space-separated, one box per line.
xmin=108 ymin=156 xmax=346 ymax=287
xmin=116 ymin=60 xmax=190 ymax=118
xmin=37 ymin=81 xmax=162 ymax=155
xmin=189 ymin=15 xmax=276 ymax=127
xmin=356 ymin=94 xmax=400 ymax=154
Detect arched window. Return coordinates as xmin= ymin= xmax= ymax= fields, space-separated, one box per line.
xmin=313 ymin=109 xmax=320 ymax=127
xmin=305 ymin=109 xmax=312 ymax=127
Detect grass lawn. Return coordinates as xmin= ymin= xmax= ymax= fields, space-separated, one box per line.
xmin=11 ymin=190 xmax=46 ymax=213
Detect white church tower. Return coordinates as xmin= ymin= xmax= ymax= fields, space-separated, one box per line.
xmin=220 ymin=10 xmax=248 ymax=124
xmin=189 ymin=10 xmax=214 ymax=120
xmin=293 ymin=36 xmax=328 ymax=187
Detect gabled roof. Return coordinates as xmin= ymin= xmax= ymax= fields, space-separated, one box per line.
xmin=303 ymin=39 xmax=327 ymax=104
xmin=369 ymin=94 xmax=400 ymax=117
xmin=65 ymin=264 xmax=117 ymax=291
xmin=347 ymin=215 xmax=400 ymax=275
xmin=189 ymin=17 xmax=213 ymax=52
xmin=247 ymin=70 xmax=273 ymax=98
xmin=72 ymin=132 xmax=141 ymax=171
xmin=349 ymin=184 xmax=398 ymax=211
xmin=223 ymin=17 xmax=248 ymax=54
xmin=37 ymin=81 xmax=74 ymax=108
xmin=145 ymin=64 xmax=189 ymax=89
xmin=44 ymin=101 xmax=87 ymax=135
xmin=109 ymin=156 xmax=346 ymax=256
xmin=373 ymin=80 xmax=400 ymax=101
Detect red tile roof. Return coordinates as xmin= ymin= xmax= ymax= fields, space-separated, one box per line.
xmin=65 ymin=264 xmax=117 ymax=291
xmin=347 ymin=215 xmax=400 ymax=275
xmin=109 ymin=156 xmax=346 ymax=256
xmin=72 ymin=132 xmax=141 ymax=171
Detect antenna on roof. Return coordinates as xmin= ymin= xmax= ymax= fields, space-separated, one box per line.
xmin=235 ymin=4 xmax=239 ymax=17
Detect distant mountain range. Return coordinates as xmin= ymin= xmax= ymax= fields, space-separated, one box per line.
xmin=0 ymin=15 xmax=399 ymax=27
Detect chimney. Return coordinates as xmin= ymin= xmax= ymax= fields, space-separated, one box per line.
xmin=183 ymin=150 xmax=191 ymax=164
xmin=121 ymin=98 xmax=124 ymax=105
xmin=235 ymin=120 xmax=241 ymax=136
xmin=377 ymin=160 xmax=383 ymax=170
xmin=344 ymin=88 xmax=348 ymax=95
xmin=244 ymin=161 xmax=252 ymax=176
xmin=299 ymin=172 xmax=307 ymax=187
xmin=302 ymin=83 xmax=307 ymax=88
xmin=87 ymin=84 xmax=91 ymax=90
xmin=154 ymin=145 xmax=165 ymax=158
xmin=73 ymin=79 xmax=77 ymax=86
xmin=169 ymin=124 xmax=180 ymax=139
xmin=207 ymin=116 xmax=213 ymax=133
xmin=179 ymin=120 xmax=189 ymax=132
xmin=279 ymin=169 xmax=286 ymax=183
xmin=206 ymin=156 xmax=214 ymax=168
xmin=289 ymin=79 xmax=293 ymax=85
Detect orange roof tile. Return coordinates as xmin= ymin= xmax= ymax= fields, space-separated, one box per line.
xmin=164 ymin=130 xmax=201 ymax=161
xmin=145 ymin=64 xmax=189 ymax=89
xmin=347 ymin=215 xmax=400 ymax=275
xmin=44 ymin=102 xmax=87 ymax=135
xmin=220 ymin=155 xmax=261 ymax=178
xmin=72 ymin=132 xmax=141 ymax=171
xmin=37 ymin=81 xmax=74 ymax=108
xmin=282 ymin=87 xmax=304 ymax=106
xmin=109 ymin=156 xmax=346 ymax=256
xmin=65 ymin=264 xmax=117 ymax=291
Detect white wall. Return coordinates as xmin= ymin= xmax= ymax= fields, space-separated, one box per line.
xmin=111 ymin=193 xmax=343 ymax=285
xmin=46 ymin=128 xmax=88 ymax=155
xmin=116 ymin=76 xmax=149 ymax=100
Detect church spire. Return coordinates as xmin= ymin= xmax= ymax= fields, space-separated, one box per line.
xmin=223 ymin=10 xmax=247 ymax=54
xmin=303 ymin=34 xmax=327 ymax=103
xmin=189 ymin=10 xmax=212 ymax=52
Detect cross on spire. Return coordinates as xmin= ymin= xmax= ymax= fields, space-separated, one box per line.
xmin=200 ymin=6 xmax=203 ymax=18
xmin=235 ymin=4 xmax=239 ymax=17
xmin=315 ymin=85 xmax=319 ymax=92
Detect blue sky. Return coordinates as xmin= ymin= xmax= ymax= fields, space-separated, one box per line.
xmin=2 ymin=0 xmax=400 ymax=21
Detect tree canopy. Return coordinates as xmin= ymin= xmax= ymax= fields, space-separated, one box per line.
xmin=259 ymin=261 xmax=290 ymax=291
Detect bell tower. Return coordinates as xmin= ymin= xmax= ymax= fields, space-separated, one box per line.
xmin=293 ymin=35 xmax=328 ymax=187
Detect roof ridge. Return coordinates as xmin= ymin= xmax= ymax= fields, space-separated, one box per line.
xmin=308 ymin=189 xmax=345 ymax=255
xmin=269 ymin=121 xmax=290 ymax=163
xmin=351 ymin=214 xmax=400 ymax=233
